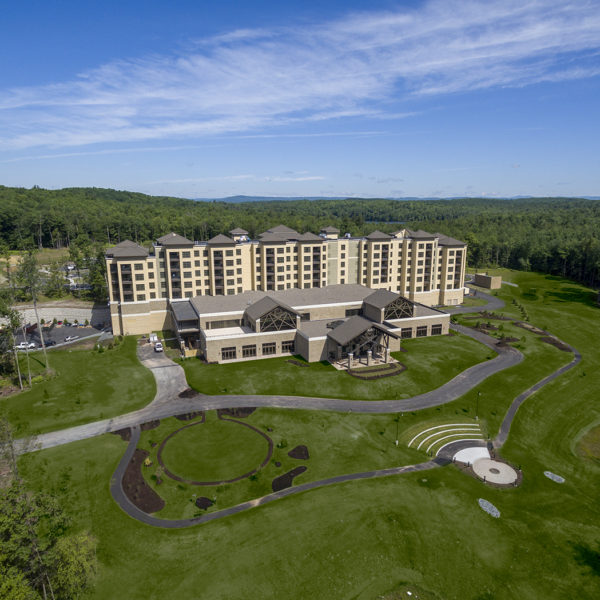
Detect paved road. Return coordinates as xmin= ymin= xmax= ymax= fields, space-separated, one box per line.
xmin=19 ymin=321 xmax=522 ymax=453
xmin=110 ymin=422 xmax=446 ymax=529
xmin=15 ymin=286 xmax=582 ymax=528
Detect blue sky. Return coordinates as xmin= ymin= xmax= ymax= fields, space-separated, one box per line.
xmin=1 ymin=0 xmax=599 ymax=198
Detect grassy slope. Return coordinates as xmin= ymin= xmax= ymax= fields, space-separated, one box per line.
xmin=17 ymin=270 xmax=600 ymax=599
xmin=1 ymin=337 xmax=156 ymax=435
xmin=181 ymin=332 xmax=493 ymax=400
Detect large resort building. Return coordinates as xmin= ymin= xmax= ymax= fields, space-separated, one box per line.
xmin=106 ymin=225 xmax=467 ymax=364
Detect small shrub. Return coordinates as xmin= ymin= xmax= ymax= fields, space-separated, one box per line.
xmin=52 ymin=317 xmax=57 ymax=325
xmin=276 ymin=439 xmax=288 ymax=449
xmin=84 ymin=318 xmax=89 ymax=326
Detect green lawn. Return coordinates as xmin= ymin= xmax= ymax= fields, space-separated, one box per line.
xmin=180 ymin=332 xmax=494 ymax=400
xmin=158 ymin=412 xmax=271 ymax=483
xmin=15 ymin=269 xmax=600 ymax=598
xmin=1 ymin=336 xmax=156 ymax=436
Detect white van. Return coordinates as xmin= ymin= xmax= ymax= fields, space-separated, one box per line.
xmin=149 ymin=333 xmax=158 ymax=344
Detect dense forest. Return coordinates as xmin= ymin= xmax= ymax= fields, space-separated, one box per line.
xmin=1 ymin=185 xmax=599 ymax=289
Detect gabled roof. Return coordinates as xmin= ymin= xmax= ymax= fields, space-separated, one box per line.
xmin=229 ymin=227 xmax=249 ymax=235
xmin=363 ymin=289 xmax=400 ymax=310
xmin=405 ymin=229 xmax=437 ymax=240
xmin=327 ymin=316 xmax=376 ymax=346
xmin=257 ymin=232 xmax=289 ymax=243
xmin=244 ymin=296 xmax=300 ymax=321
xmin=157 ymin=232 xmax=194 ymax=247
xmin=207 ymin=234 xmax=236 ymax=245
xmin=106 ymin=240 xmax=148 ymax=258
xmin=365 ymin=230 xmax=393 ymax=241
xmin=171 ymin=300 xmax=198 ymax=322
xmin=435 ymin=233 xmax=466 ymax=247
xmin=320 ymin=225 xmax=340 ymax=233
xmin=296 ymin=232 xmax=324 ymax=242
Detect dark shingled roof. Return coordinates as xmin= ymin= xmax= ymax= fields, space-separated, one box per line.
xmin=268 ymin=224 xmax=298 ymax=233
xmin=297 ymin=232 xmax=324 ymax=242
xmin=320 ymin=225 xmax=340 ymax=233
xmin=405 ymin=229 xmax=437 ymax=240
xmin=171 ymin=300 xmax=198 ymax=322
xmin=363 ymin=289 xmax=401 ymax=310
xmin=106 ymin=240 xmax=149 ymax=258
xmin=435 ymin=233 xmax=466 ymax=247
xmin=207 ymin=234 xmax=236 ymax=245
xmin=157 ymin=232 xmax=194 ymax=246
xmin=365 ymin=230 xmax=393 ymax=241
xmin=244 ymin=296 xmax=299 ymax=321
xmin=229 ymin=228 xmax=249 ymax=235
xmin=327 ymin=316 xmax=376 ymax=346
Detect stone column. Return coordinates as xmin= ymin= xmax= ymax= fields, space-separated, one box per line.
xmin=367 ymin=350 xmax=372 ymax=366
xmin=385 ymin=348 xmax=390 ymax=363
xmin=348 ymin=352 xmax=353 ymax=370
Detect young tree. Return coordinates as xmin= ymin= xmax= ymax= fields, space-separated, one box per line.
xmin=16 ymin=252 xmax=48 ymax=370
xmin=0 ymin=296 xmax=24 ymax=390
xmin=44 ymin=262 xmax=66 ymax=299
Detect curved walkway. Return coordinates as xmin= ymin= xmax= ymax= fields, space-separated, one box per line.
xmin=18 ymin=287 xmax=581 ymax=528
xmin=20 ymin=319 xmax=521 ymax=453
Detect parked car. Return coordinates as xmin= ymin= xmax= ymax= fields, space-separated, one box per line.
xmin=15 ymin=341 xmax=29 ymax=350
xmin=64 ymin=335 xmax=79 ymax=342
xmin=154 ymin=342 xmax=164 ymax=352
xmin=45 ymin=340 xmax=57 ymax=347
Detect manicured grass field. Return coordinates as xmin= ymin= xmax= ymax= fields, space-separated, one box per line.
xmin=159 ymin=412 xmax=270 ymax=483
xmin=16 ymin=270 xmax=600 ymax=598
xmin=180 ymin=331 xmax=493 ymax=400
xmin=1 ymin=337 xmax=156 ymax=436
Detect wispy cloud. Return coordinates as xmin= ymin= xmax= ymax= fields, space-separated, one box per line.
xmin=148 ymin=174 xmax=326 ymax=185
xmin=1 ymin=0 xmax=599 ymax=150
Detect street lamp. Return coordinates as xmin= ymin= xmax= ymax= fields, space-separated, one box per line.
xmin=476 ymin=391 xmax=481 ymax=421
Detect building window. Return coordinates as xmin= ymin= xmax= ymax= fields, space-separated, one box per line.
xmin=432 ymin=324 xmax=442 ymax=335
xmin=242 ymin=345 xmax=257 ymax=358
xmin=136 ymin=284 xmax=145 ymax=291
xmin=262 ymin=342 xmax=276 ymax=355
xmin=183 ymin=261 xmax=191 ymax=268
xmin=135 ymin=274 xmax=144 ymax=281
xmin=282 ymin=340 xmax=295 ymax=353
xmin=416 ymin=326 xmax=428 ymax=337
xmin=136 ymin=294 xmax=146 ymax=301
xmin=401 ymin=328 xmax=413 ymax=339
xmin=134 ymin=263 xmax=143 ymax=271
xmin=226 ymin=250 xmax=234 ymax=257
xmin=221 ymin=347 xmax=237 ymax=360
xmin=182 ymin=251 xmax=191 ymax=258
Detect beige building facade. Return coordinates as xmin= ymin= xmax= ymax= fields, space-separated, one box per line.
xmin=106 ymin=225 xmax=467 ymax=337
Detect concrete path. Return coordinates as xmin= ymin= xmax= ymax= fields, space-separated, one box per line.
xmin=19 ymin=323 xmax=522 ymax=453
xmin=109 ymin=421 xmax=446 ymax=529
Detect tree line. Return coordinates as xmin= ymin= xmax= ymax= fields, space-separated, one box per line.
xmin=1 ymin=186 xmax=599 ymax=289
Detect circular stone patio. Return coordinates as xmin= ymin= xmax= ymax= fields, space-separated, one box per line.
xmin=157 ymin=418 xmax=273 ymax=486
xmin=472 ymin=458 xmax=518 ymax=485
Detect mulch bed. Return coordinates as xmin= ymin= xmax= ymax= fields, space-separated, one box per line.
xmin=464 ymin=311 xmax=511 ymax=321
xmin=111 ymin=428 xmax=132 ymax=441
xmin=175 ymin=411 xmax=205 ymax=421
xmin=217 ymin=407 xmax=256 ymax=418
xmin=122 ymin=449 xmax=165 ymax=513
xmin=178 ymin=388 xmax=198 ymax=398
xmin=540 ymin=336 xmax=572 ymax=352
xmin=477 ymin=323 xmax=498 ymax=331
xmin=195 ymin=496 xmax=214 ymax=510
xmin=288 ymin=445 xmax=310 ymax=460
xmin=513 ymin=321 xmax=548 ymax=335
xmin=287 ymin=359 xmax=310 ymax=367
xmin=140 ymin=420 xmax=160 ymax=431
xmin=272 ymin=466 xmax=307 ymax=492
xmin=496 ymin=337 xmax=519 ymax=347
xmin=348 ymin=362 xmax=406 ymax=380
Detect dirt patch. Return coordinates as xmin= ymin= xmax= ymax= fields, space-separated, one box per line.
xmin=175 ymin=411 xmax=205 ymax=422
xmin=540 ymin=336 xmax=572 ymax=352
xmin=178 ymin=388 xmax=198 ymax=398
xmin=195 ymin=496 xmax=214 ymax=510
xmin=0 ymin=384 xmax=19 ymax=398
xmin=140 ymin=420 xmax=161 ymax=431
xmin=217 ymin=407 xmax=256 ymax=418
xmin=464 ymin=311 xmax=511 ymax=321
xmin=272 ymin=466 xmax=307 ymax=492
xmin=477 ymin=323 xmax=498 ymax=331
xmin=122 ymin=449 xmax=165 ymax=513
xmin=288 ymin=445 xmax=310 ymax=460
xmin=287 ymin=358 xmax=309 ymax=367
xmin=111 ymin=428 xmax=131 ymax=442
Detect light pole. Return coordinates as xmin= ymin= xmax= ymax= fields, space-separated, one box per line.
xmin=476 ymin=391 xmax=481 ymax=421
xmin=394 ymin=415 xmax=400 ymax=446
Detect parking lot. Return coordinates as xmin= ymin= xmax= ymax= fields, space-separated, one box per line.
xmin=14 ymin=323 xmax=109 ymax=350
